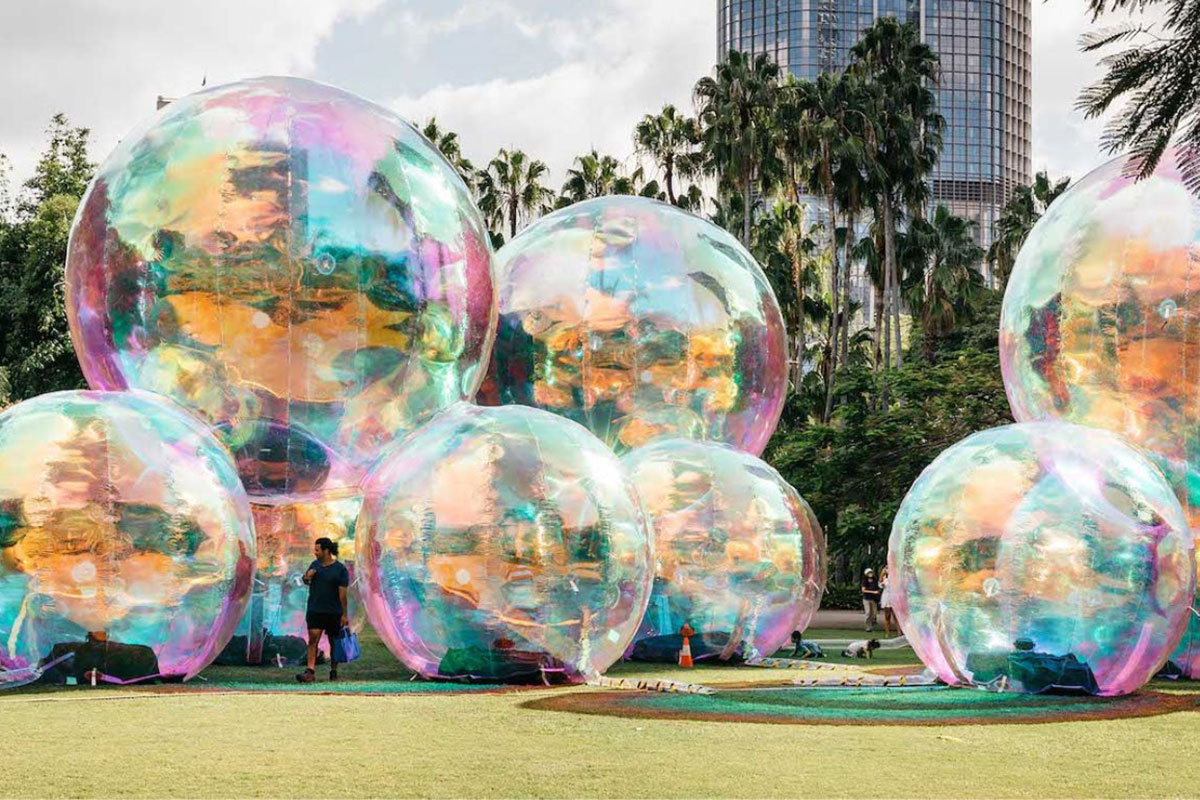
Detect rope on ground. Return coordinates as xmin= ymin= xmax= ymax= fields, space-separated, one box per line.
xmin=586 ymin=676 xmax=715 ymax=695
xmin=792 ymin=672 xmax=940 ymax=688
xmin=744 ymin=657 xmax=844 ymax=670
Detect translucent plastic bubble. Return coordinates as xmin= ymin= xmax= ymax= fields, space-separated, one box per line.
xmin=65 ymin=76 xmax=496 ymax=503
xmin=358 ymin=403 xmax=653 ymax=682
xmin=224 ymin=494 xmax=364 ymax=665
xmin=890 ymin=423 xmax=1194 ymax=696
xmin=484 ymin=196 xmax=786 ymax=455
xmin=0 ymin=391 xmax=254 ymax=686
xmin=1000 ymin=147 xmax=1200 ymax=676
xmin=622 ymin=439 xmax=825 ymax=662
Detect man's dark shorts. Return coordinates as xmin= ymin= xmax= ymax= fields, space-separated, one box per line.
xmin=305 ymin=611 xmax=343 ymax=638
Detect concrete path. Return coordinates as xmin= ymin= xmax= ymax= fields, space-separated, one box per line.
xmin=810 ymin=608 xmax=870 ymax=629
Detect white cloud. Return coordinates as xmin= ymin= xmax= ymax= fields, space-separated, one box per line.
xmin=392 ymin=0 xmax=1160 ymax=188
xmin=0 ymin=0 xmax=381 ymax=188
xmin=382 ymin=1 xmax=549 ymax=59
xmin=1031 ymin=3 xmax=1169 ymax=181
xmin=387 ymin=0 xmax=715 ymax=185
xmin=0 ymin=0 xmax=1171 ymax=197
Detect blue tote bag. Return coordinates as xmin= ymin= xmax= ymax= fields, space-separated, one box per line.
xmin=332 ymin=626 xmax=360 ymax=663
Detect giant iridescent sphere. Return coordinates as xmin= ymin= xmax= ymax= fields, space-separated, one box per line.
xmin=0 ymin=391 xmax=255 ymax=686
xmin=1000 ymin=147 xmax=1200 ymax=676
xmin=890 ymin=423 xmax=1194 ymax=696
xmin=623 ymin=439 xmax=825 ymax=662
xmin=358 ymin=403 xmax=653 ymax=682
xmin=485 ymin=196 xmax=786 ymax=455
xmin=65 ymin=76 xmax=496 ymax=503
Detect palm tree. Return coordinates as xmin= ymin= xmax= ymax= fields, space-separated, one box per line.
xmin=987 ymin=171 xmax=1071 ymax=284
xmin=834 ymin=139 xmax=871 ymax=369
xmin=621 ymin=164 xmax=666 ymax=201
xmin=796 ymin=296 xmax=873 ymax=424
xmin=634 ymin=105 xmax=701 ymax=206
xmin=773 ymin=75 xmax=811 ymax=206
xmin=694 ymin=50 xmax=781 ymax=247
xmin=850 ymin=17 xmax=944 ymax=370
xmin=852 ymin=227 xmax=887 ymax=374
xmin=675 ymin=184 xmax=705 ymax=214
xmin=558 ymin=151 xmax=663 ymax=207
xmin=420 ymin=118 xmax=476 ymax=187
xmin=753 ymin=200 xmax=824 ymax=389
xmin=786 ymin=71 xmax=873 ymax=420
xmin=905 ymin=205 xmax=984 ymax=358
xmin=1079 ymin=0 xmax=1200 ymax=188
xmin=475 ymin=148 xmax=554 ymax=240
xmin=559 ymin=150 xmax=625 ymax=205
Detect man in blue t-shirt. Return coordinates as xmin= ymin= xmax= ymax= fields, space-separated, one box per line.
xmin=296 ymin=537 xmax=350 ymax=683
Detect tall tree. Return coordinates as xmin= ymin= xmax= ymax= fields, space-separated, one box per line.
xmin=559 ymin=150 xmax=626 ymax=204
xmin=987 ymin=171 xmax=1071 ymax=284
xmin=694 ymin=50 xmax=780 ymax=247
xmin=833 ymin=135 xmax=871 ymax=369
xmin=904 ymin=205 xmax=985 ymax=357
xmin=475 ymin=148 xmax=554 ymax=240
xmin=634 ymin=104 xmax=701 ymax=206
xmin=850 ymin=18 xmax=944 ymax=370
xmin=754 ymin=200 xmax=824 ymax=389
xmin=676 ymin=184 xmax=705 ymax=213
xmin=1079 ymin=0 xmax=1200 ymax=188
xmin=852 ymin=225 xmax=887 ymax=375
xmin=421 ymin=117 xmax=476 ymax=187
xmin=773 ymin=74 xmax=812 ymax=206
xmin=558 ymin=150 xmax=662 ymax=207
xmin=786 ymin=71 xmax=873 ymax=420
xmin=0 ymin=115 xmax=95 ymax=401
xmin=19 ymin=114 xmax=93 ymax=215
xmin=0 ymin=153 xmax=11 ymax=223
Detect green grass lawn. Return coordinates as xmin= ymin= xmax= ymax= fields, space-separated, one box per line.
xmin=1 ymin=628 xmax=1198 ymax=799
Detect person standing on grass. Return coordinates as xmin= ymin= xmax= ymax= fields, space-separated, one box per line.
xmin=297 ymin=537 xmax=349 ymax=683
xmin=879 ymin=565 xmax=898 ymax=637
xmin=861 ymin=568 xmax=881 ymax=632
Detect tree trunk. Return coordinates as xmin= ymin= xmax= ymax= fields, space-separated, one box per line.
xmin=891 ymin=256 xmax=903 ymax=368
xmin=742 ymin=174 xmax=752 ymax=248
xmin=873 ymin=277 xmax=884 ymax=372
xmin=791 ymin=249 xmax=806 ymax=392
xmin=841 ymin=211 xmax=853 ymax=366
xmin=883 ymin=194 xmax=902 ymax=368
xmin=509 ymin=197 xmax=518 ymax=240
xmin=665 ymin=160 xmax=676 ymax=205
xmin=823 ymin=192 xmax=839 ymax=424
xmin=880 ymin=215 xmax=892 ymax=373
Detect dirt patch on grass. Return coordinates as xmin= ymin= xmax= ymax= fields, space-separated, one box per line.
xmin=523 ymin=685 xmax=1199 ymax=726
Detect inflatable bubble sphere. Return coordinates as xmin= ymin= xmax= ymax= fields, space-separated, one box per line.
xmin=890 ymin=423 xmax=1194 ymax=696
xmin=999 ymin=147 xmax=1200 ymax=676
xmin=622 ymin=439 xmax=825 ymax=662
xmin=358 ymin=403 xmax=653 ymax=682
xmin=0 ymin=391 xmax=255 ymax=687
xmin=65 ymin=76 xmax=496 ymax=503
xmin=224 ymin=494 xmax=364 ymax=665
xmin=485 ymin=196 xmax=786 ymax=455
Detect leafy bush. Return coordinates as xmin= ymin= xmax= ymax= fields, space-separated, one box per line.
xmin=820 ymin=583 xmax=863 ymax=611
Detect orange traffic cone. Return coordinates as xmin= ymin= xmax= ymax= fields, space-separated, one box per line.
xmin=679 ymin=623 xmax=695 ymax=668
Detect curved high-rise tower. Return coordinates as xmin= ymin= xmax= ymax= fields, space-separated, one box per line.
xmin=717 ymin=0 xmax=1032 ymax=248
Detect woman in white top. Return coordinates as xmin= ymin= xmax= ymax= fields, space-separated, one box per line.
xmin=878 ymin=566 xmax=898 ymax=638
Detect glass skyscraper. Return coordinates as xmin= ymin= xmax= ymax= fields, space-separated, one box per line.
xmin=716 ymin=0 xmax=1032 ymax=247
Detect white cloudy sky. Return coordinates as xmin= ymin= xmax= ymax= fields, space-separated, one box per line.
xmin=0 ymin=0 xmax=1163 ymax=192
